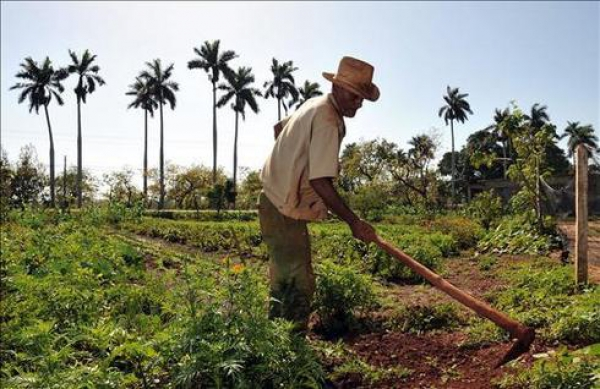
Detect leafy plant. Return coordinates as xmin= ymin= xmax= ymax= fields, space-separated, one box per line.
xmin=313 ymin=260 xmax=377 ymax=334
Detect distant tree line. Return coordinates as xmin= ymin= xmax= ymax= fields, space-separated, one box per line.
xmin=7 ymin=40 xmax=599 ymax=215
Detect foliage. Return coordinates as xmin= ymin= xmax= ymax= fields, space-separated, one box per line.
xmin=496 ymin=345 xmax=600 ymax=389
xmin=467 ymin=260 xmax=600 ymax=346
xmin=462 ymin=190 xmax=504 ymax=230
xmin=1 ymin=213 xmax=324 ymax=388
xmin=387 ymin=304 xmax=462 ymax=334
xmin=477 ymin=214 xmax=554 ymax=255
xmin=172 ymin=265 xmax=324 ymax=388
xmin=313 ymin=260 xmax=377 ymax=334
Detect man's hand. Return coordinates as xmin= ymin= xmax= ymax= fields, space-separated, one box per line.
xmin=310 ymin=177 xmax=379 ymax=243
xmin=350 ymin=218 xmax=377 ymax=243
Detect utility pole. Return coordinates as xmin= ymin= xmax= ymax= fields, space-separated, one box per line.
xmin=575 ymin=145 xmax=588 ymax=285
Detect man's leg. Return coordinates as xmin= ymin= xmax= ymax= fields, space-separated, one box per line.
xmin=258 ymin=192 xmax=315 ymax=332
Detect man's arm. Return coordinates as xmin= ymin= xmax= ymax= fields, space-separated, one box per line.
xmin=310 ymin=177 xmax=377 ymax=243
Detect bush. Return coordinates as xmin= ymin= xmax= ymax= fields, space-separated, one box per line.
xmin=426 ymin=216 xmax=484 ymax=249
xmin=171 ymin=265 xmax=325 ymax=388
xmin=313 ymin=260 xmax=377 ymax=334
xmin=387 ymin=304 xmax=462 ymax=334
xmin=463 ymin=190 xmax=503 ymax=230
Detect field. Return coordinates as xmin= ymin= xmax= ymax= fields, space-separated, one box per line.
xmin=1 ymin=208 xmax=599 ymax=388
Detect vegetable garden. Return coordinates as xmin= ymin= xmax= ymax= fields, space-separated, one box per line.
xmin=1 ymin=207 xmax=598 ymax=388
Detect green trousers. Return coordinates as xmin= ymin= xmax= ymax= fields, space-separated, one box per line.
xmin=258 ymin=192 xmax=315 ymax=332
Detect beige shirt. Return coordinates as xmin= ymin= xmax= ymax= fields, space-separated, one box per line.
xmin=260 ymin=94 xmax=346 ymax=220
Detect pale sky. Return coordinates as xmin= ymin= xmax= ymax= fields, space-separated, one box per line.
xmin=1 ymin=1 xmax=599 ymax=189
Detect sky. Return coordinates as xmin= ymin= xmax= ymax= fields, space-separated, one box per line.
xmin=1 ymin=1 xmax=599 ymax=190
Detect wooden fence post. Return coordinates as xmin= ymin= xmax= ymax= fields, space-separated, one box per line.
xmin=575 ymin=145 xmax=588 ymax=284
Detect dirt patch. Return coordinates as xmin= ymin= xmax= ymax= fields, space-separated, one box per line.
xmin=558 ymin=220 xmax=600 ymax=283
xmin=384 ymin=256 xmax=508 ymax=318
xmin=328 ymin=330 xmax=548 ymax=388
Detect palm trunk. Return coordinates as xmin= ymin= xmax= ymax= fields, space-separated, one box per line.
xmin=450 ymin=119 xmax=456 ymax=206
xmin=277 ymin=97 xmax=281 ymax=121
xmin=233 ymin=110 xmax=239 ymax=209
xmin=212 ymin=81 xmax=218 ymax=184
xmin=62 ymin=155 xmax=67 ymax=210
xmin=43 ymin=104 xmax=55 ymax=207
xmin=502 ymin=141 xmax=508 ymax=179
xmin=76 ymin=96 xmax=83 ymax=208
xmin=143 ymin=109 xmax=148 ymax=203
xmin=159 ymin=100 xmax=165 ymax=210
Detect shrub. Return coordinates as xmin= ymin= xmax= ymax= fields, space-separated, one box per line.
xmin=313 ymin=260 xmax=377 ymax=334
xmin=462 ymin=190 xmax=503 ymax=230
xmin=426 ymin=216 xmax=484 ymax=249
xmin=171 ymin=265 xmax=325 ymax=388
xmin=387 ymin=304 xmax=462 ymax=334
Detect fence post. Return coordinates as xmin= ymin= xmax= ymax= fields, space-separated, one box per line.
xmin=575 ymin=144 xmax=588 ymax=284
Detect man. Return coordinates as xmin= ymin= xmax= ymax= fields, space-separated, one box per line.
xmin=259 ymin=56 xmax=380 ymax=332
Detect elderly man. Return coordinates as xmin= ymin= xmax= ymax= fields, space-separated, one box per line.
xmin=259 ymin=56 xmax=380 ymax=332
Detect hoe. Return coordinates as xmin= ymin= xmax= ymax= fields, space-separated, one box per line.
xmin=374 ymin=235 xmax=535 ymax=368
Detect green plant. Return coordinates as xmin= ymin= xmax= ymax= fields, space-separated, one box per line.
xmin=495 ymin=345 xmax=600 ymax=389
xmin=388 ymin=304 xmax=462 ymax=334
xmin=313 ymin=260 xmax=377 ymax=334
xmin=463 ymin=190 xmax=503 ymax=230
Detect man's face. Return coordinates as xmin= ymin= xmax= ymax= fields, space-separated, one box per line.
xmin=333 ymin=85 xmax=364 ymax=118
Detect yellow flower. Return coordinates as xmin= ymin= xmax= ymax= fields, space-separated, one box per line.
xmin=231 ymin=263 xmax=245 ymax=274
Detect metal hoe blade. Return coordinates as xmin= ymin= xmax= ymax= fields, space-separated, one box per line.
xmin=495 ymin=326 xmax=536 ymax=368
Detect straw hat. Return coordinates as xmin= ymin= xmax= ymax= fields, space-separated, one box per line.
xmin=323 ymin=56 xmax=380 ymax=102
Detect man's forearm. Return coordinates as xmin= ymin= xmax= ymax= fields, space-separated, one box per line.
xmin=309 ymin=177 xmax=359 ymax=225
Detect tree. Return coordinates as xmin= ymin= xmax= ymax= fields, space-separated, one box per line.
xmin=167 ymin=164 xmax=212 ymax=209
xmin=10 ymin=145 xmax=45 ymax=209
xmin=10 ymin=57 xmax=68 ymax=207
xmin=263 ymin=58 xmax=298 ymax=120
xmin=291 ymin=80 xmax=323 ymax=109
xmin=0 ymin=148 xmax=13 ymax=218
xmin=126 ymin=76 xmax=158 ymax=202
xmin=188 ymin=40 xmax=237 ymax=184
xmin=103 ymin=168 xmax=140 ymax=206
xmin=217 ymin=66 xmax=261 ymax=206
xmin=139 ymin=59 xmax=179 ymax=210
xmin=237 ymin=169 xmax=262 ymax=209
xmin=66 ymin=49 xmax=105 ymax=208
xmin=562 ymin=122 xmax=598 ymax=165
xmin=438 ymin=85 xmax=473 ymax=204
xmin=486 ymin=107 xmax=512 ymax=178
xmin=56 ymin=165 xmax=97 ymax=209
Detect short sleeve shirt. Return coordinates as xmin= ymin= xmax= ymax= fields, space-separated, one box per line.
xmin=260 ymin=94 xmax=346 ymax=220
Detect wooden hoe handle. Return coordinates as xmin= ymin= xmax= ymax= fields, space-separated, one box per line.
xmin=374 ymin=236 xmax=531 ymax=340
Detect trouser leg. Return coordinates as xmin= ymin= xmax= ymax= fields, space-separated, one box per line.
xmin=258 ymin=192 xmax=314 ymax=332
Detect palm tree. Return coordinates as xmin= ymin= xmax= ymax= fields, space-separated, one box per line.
xmin=486 ymin=107 xmax=511 ymax=178
xmin=525 ymin=103 xmax=550 ymax=133
xmin=438 ymin=85 xmax=473 ymax=203
xmin=263 ymin=58 xmax=298 ymax=121
xmin=10 ymin=57 xmax=68 ymax=207
xmin=188 ymin=40 xmax=237 ymax=184
xmin=562 ymin=121 xmax=598 ymax=166
xmin=217 ymin=67 xmax=261 ymax=207
xmin=139 ymin=59 xmax=179 ymax=209
xmin=66 ymin=49 xmax=105 ymax=208
xmin=126 ymin=76 xmax=158 ymax=202
xmin=291 ymin=80 xmax=323 ymax=109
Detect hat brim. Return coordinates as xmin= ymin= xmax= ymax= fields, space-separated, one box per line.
xmin=323 ymin=72 xmax=380 ymax=102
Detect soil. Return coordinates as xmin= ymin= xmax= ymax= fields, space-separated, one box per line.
xmin=558 ymin=219 xmax=600 ymax=283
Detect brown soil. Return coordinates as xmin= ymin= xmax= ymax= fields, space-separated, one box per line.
xmin=558 ymin=220 xmax=600 ymax=283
